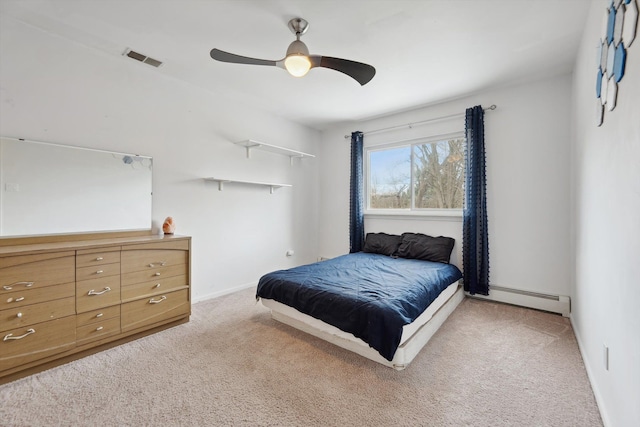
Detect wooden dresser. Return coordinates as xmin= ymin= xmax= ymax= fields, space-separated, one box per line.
xmin=0 ymin=232 xmax=190 ymax=384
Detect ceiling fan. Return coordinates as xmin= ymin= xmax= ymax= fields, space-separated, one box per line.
xmin=210 ymin=18 xmax=376 ymax=86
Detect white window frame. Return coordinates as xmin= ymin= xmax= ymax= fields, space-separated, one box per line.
xmin=364 ymin=132 xmax=465 ymax=220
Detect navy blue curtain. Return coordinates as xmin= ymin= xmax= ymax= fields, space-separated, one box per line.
xmin=463 ymin=106 xmax=490 ymax=295
xmin=349 ymin=131 xmax=364 ymax=253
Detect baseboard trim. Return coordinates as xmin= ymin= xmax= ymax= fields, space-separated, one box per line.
xmin=570 ymin=315 xmax=610 ymax=427
xmin=192 ymin=281 xmax=257 ymax=304
xmin=467 ymin=285 xmax=571 ymax=317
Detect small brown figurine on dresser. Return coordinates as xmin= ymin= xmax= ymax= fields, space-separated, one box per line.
xmin=162 ymin=217 xmax=175 ymax=234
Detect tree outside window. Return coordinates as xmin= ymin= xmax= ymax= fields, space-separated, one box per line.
xmin=367 ymin=135 xmax=465 ymax=211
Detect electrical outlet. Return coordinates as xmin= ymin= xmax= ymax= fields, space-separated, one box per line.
xmin=603 ymin=344 xmax=609 ymax=371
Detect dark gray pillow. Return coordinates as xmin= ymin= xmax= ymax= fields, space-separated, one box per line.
xmin=396 ymin=233 xmax=455 ymax=264
xmin=362 ymin=233 xmax=403 ymax=256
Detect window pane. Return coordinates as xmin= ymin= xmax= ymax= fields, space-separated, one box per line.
xmin=413 ymin=138 xmax=465 ymax=209
xmin=369 ymin=146 xmax=411 ymax=209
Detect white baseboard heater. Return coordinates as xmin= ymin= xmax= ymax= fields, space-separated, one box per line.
xmin=467 ymin=285 xmax=570 ymax=317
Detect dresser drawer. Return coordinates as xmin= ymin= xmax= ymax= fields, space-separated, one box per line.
xmin=1 ymin=253 xmax=75 ymax=294
xmin=0 ymin=316 xmax=76 ymax=372
xmin=76 ymin=276 xmax=121 ymax=313
xmin=1 ymin=282 xmax=75 ymax=311
xmin=121 ymin=275 xmax=188 ymax=302
xmin=76 ymin=262 xmax=120 ymax=281
xmin=1 ymin=297 xmax=75 ymax=333
xmin=76 ymin=316 xmax=121 ymax=346
xmin=121 ymin=263 xmax=188 ymax=288
xmin=76 ymin=305 xmax=121 ymax=327
xmin=121 ymin=289 xmax=189 ymax=332
xmin=76 ymin=250 xmax=120 ymax=268
xmin=121 ymin=249 xmax=188 ymax=274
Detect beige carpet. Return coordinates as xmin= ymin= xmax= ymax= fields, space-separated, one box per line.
xmin=1 ymin=288 xmax=602 ymax=426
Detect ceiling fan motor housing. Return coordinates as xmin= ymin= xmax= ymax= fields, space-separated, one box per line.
xmin=286 ymin=39 xmax=309 ymax=56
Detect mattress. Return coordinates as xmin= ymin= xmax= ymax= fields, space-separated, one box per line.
xmin=260 ymin=283 xmax=464 ymax=369
xmin=256 ymin=252 xmax=463 ymax=361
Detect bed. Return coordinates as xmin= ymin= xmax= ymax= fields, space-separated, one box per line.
xmin=256 ymin=232 xmax=464 ymax=370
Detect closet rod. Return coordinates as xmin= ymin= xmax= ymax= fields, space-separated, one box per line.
xmin=343 ymin=104 xmax=497 ymax=139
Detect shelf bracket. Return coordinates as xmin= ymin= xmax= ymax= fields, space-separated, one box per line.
xmin=289 ymin=154 xmax=306 ymax=166
xmin=245 ymin=144 xmax=261 ymax=159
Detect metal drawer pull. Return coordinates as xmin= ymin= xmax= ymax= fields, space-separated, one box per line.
xmin=16 ymin=312 xmax=23 ymax=318
xmin=95 ymin=270 xmax=104 ymax=274
xmin=96 ymin=326 xmax=104 ymax=331
xmin=96 ymin=313 xmax=104 ymax=318
xmin=88 ymin=287 xmax=111 ymax=296
xmin=4 ymin=328 xmax=35 ymax=341
xmin=154 ymin=283 xmax=161 ymax=289
xmin=154 ymin=272 xmax=161 ymax=276
xmin=95 ymin=257 xmax=104 ymax=261
xmin=149 ymin=296 xmax=167 ymax=304
xmin=4 ymin=282 xmax=34 ymax=291
xmin=149 ymin=261 xmax=167 ymax=268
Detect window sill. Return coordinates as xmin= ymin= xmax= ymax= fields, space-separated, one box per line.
xmin=365 ymin=209 xmax=463 ymax=221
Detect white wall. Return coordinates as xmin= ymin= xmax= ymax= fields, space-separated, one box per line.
xmin=0 ymin=16 xmax=320 ymax=301
xmin=572 ymin=1 xmax=640 ymax=426
xmin=319 ymin=75 xmax=573 ymax=298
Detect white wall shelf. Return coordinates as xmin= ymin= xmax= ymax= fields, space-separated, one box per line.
xmin=234 ymin=140 xmax=315 ymax=165
xmin=204 ymin=177 xmax=292 ymax=194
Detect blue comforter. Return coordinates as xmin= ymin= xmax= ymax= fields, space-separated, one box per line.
xmin=256 ymin=252 xmax=463 ymax=361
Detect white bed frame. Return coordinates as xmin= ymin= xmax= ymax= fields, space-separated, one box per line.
xmin=260 ymin=281 xmax=464 ymax=370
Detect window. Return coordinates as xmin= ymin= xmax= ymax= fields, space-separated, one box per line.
xmin=366 ymin=134 xmax=465 ymax=213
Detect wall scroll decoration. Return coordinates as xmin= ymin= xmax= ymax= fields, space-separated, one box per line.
xmin=596 ymin=0 xmax=638 ymax=125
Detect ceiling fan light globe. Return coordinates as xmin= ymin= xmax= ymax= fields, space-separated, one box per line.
xmin=284 ymin=54 xmax=311 ymax=77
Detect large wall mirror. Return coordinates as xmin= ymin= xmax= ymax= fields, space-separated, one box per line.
xmin=0 ymin=137 xmax=152 ymax=237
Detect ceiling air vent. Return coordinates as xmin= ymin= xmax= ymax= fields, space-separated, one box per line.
xmin=123 ymin=48 xmax=163 ymax=68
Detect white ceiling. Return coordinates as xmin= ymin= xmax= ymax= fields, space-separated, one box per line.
xmin=0 ymin=0 xmax=591 ymax=130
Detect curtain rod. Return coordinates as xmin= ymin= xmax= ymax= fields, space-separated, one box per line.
xmin=343 ymin=104 xmax=497 ymax=139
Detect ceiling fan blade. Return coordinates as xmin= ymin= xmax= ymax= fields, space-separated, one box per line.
xmin=210 ymin=49 xmax=278 ymax=67
xmin=310 ymin=56 xmax=376 ymax=86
